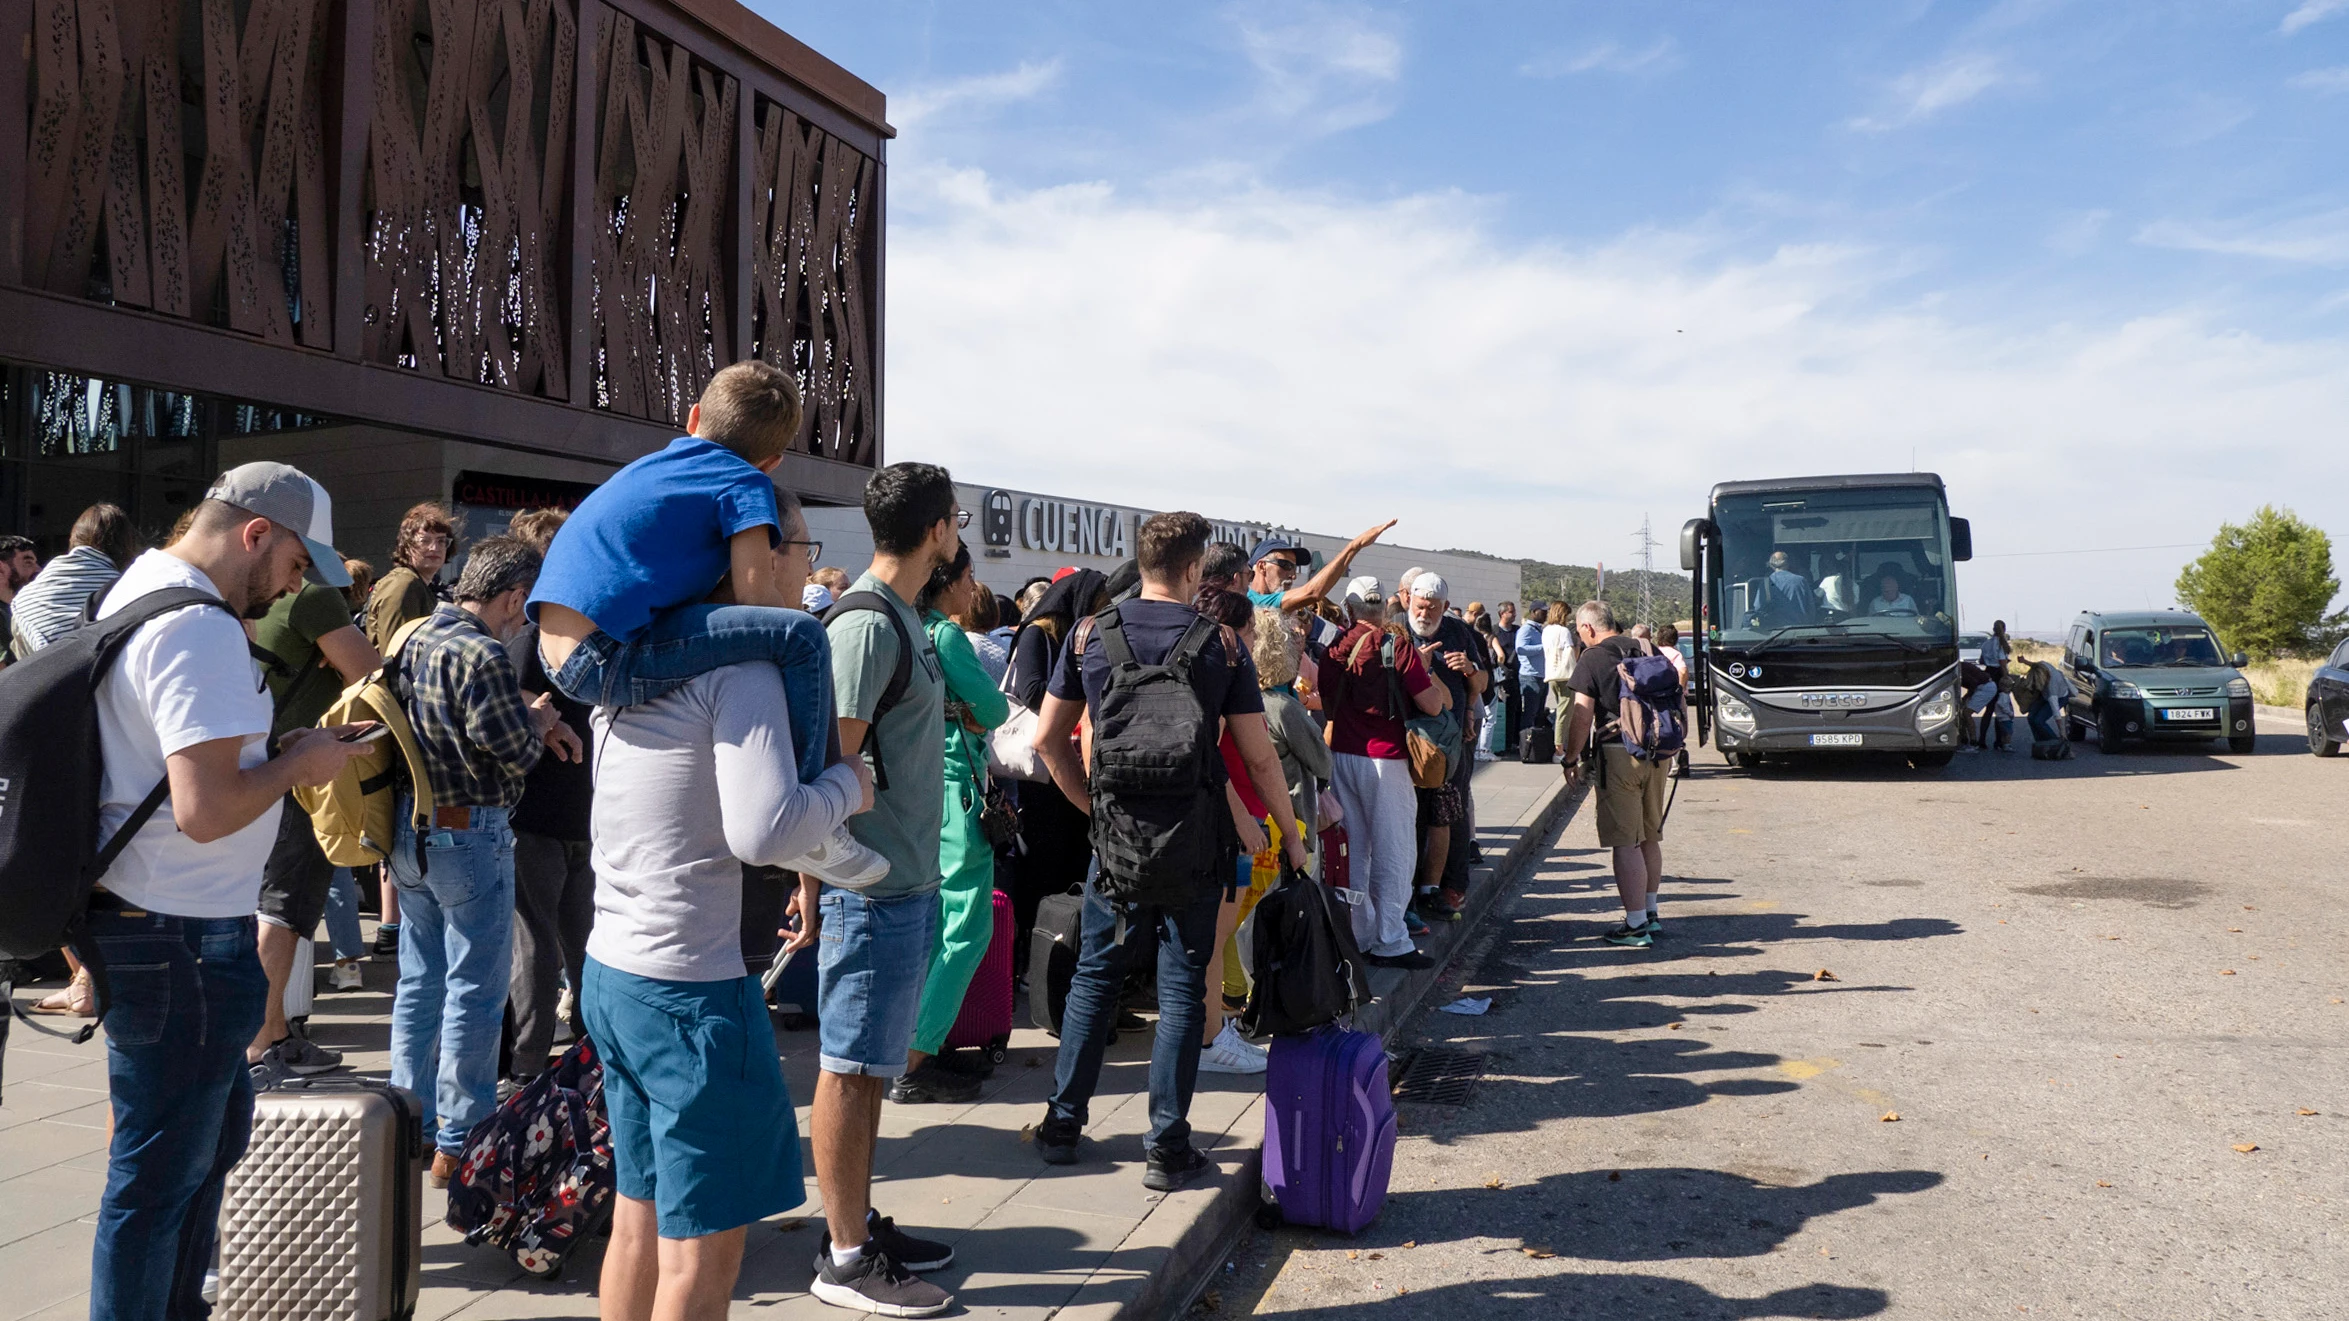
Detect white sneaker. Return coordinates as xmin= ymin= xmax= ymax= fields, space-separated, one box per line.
xmin=784 ymin=824 xmax=892 ymax=889
xmin=1199 ymin=1021 xmax=1268 ymax=1074
xmin=327 ymin=959 xmax=363 ymax=991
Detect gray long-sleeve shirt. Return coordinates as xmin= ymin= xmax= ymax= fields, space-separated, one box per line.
xmin=587 ymin=663 xmax=859 ymax=982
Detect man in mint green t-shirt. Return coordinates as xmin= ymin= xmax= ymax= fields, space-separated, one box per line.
xmin=806 ymin=462 xmax=963 ymax=1317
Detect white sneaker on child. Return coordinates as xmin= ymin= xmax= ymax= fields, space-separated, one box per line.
xmin=785 ymin=824 xmax=892 ymax=888
xmin=1199 ymin=1021 xmax=1269 ymax=1075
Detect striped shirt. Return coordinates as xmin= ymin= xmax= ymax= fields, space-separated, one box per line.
xmin=398 ymin=604 xmax=544 ymax=808
xmin=10 ymin=546 xmax=122 ymax=652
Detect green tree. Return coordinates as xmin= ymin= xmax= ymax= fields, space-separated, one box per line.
xmin=2174 ymin=506 xmax=2343 ymax=658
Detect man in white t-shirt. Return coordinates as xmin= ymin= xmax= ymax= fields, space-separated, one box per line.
xmin=85 ymin=463 xmax=369 ymax=1320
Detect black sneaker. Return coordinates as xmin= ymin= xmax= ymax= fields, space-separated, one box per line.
xmin=1366 ymin=948 xmax=1435 ymax=970
xmin=1142 ymin=1144 xmax=1213 ymax=1192
xmin=809 ymin=1246 xmax=952 ymax=1317
xmin=888 ymin=1064 xmax=982 ymax=1105
xmin=1601 ymin=923 xmax=1654 ymax=949
xmin=1035 ymin=1114 xmax=1081 ymax=1165
xmin=865 ymin=1211 xmax=953 ymax=1272
xmin=371 ymin=923 xmax=400 ymax=956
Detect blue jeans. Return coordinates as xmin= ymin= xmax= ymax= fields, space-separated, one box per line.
xmin=2028 ymin=698 xmax=2062 ymax=743
xmin=547 ymin=604 xmax=833 ymax=786
xmin=388 ymin=799 xmax=516 ymax=1155
xmin=322 ymin=866 xmax=366 ymax=961
xmin=86 ymin=906 xmax=267 ymax=1321
xmin=815 ymin=887 xmax=939 ymax=1078
xmin=1047 ymin=878 xmax=1222 ymax=1153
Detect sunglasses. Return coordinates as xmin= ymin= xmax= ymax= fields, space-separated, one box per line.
xmin=779 ymin=538 xmax=823 ymax=561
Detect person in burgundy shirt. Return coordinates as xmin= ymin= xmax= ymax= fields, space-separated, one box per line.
xmin=1316 ymin=576 xmax=1449 ymax=967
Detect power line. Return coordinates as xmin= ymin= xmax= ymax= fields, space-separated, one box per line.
xmin=1973 ymin=542 xmax=2203 ymax=559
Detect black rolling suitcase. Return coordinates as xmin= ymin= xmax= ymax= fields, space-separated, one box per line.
xmin=1519 ymin=723 xmax=1554 ymax=764
xmin=1027 ymin=888 xmax=1085 ymax=1035
xmin=217 ymin=1076 xmax=424 ymax=1320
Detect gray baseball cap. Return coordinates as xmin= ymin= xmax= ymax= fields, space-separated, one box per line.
xmin=205 ymin=462 xmax=351 ymax=587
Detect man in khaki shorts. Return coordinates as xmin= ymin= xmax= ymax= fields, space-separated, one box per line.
xmin=1561 ymin=600 xmax=1669 ymax=948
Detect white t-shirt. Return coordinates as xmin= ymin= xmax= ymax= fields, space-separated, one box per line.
xmin=587 ymin=663 xmax=859 ymax=982
xmin=93 ymin=551 xmax=280 ymax=918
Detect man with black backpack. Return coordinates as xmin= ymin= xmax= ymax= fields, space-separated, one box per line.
xmin=1029 ymin=511 xmax=1310 ymax=1192
xmin=76 ymin=464 xmax=372 ymax=1319
xmin=807 ymin=462 xmax=961 ymax=1317
xmin=1562 ymin=600 xmax=1686 ymax=949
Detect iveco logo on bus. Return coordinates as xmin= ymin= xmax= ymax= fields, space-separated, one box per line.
xmin=1799 ymin=692 xmax=1869 ymax=709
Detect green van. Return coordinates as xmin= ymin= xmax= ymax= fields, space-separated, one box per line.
xmin=2057 ymin=610 xmax=2254 ymax=754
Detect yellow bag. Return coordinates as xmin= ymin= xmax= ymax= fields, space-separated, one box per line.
xmin=292 ymin=618 xmax=436 ymax=866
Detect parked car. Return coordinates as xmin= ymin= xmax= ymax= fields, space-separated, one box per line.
xmin=1958 ymin=632 xmax=1989 ymax=666
xmin=2057 ymin=610 xmax=2254 ymax=754
xmin=2306 ymin=637 xmax=2349 ymax=757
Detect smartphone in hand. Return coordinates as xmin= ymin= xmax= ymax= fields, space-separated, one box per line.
xmin=337 ymin=722 xmax=389 ymax=744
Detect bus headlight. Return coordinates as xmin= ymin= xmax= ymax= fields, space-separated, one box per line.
xmin=1719 ymin=696 xmax=1756 ymax=731
xmin=2227 ymin=677 xmax=2251 ymax=698
xmin=1916 ymin=689 xmax=1956 ymax=730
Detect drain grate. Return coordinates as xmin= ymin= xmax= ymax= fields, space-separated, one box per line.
xmin=1391 ymin=1048 xmax=1486 ymax=1106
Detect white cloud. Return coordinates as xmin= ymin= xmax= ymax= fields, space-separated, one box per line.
xmin=884 ymin=170 xmax=2349 ymax=632
xmin=892 ymin=60 xmax=1063 ymax=130
xmin=2288 ymin=65 xmax=2349 ymax=93
xmin=2045 ymin=208 xmax=2112 ymax=255
xmin=2139 ymin=210 xmax=2349 ymax=265
xmin=2282 ymin=0 xmax=2349 ymax=34
xmin=1519 ymin=38 xmax=1680 ymax=79
xmin=1849 ymin=53 xmax=2009 ymax=132
xmin=1231 ymin=1 xmax=1404 ymax=134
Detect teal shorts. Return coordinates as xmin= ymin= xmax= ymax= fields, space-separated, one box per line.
xmin=581 ymin=959 xmax=805 ymax=1238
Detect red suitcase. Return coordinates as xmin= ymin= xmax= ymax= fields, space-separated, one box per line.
xmin=945 ymin=889 xmax=1016 ymax=1064
xmin=1318 ymin=822 xmax=1351 ymax=890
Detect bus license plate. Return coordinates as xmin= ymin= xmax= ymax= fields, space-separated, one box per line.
xmin=1809 ymin=733 xmax=1864 ymax=747
xmin=2161 ymin=707 xmax=2214 ymax=722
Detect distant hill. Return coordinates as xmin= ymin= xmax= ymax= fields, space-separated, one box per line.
xmin=1438 ymin=550 xmax=1694 ymax=628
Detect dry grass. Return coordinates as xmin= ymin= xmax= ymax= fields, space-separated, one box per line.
xmin=2008 ymin=638 xmax=2062 ymax=665
xmin=2244 ymin=658 xmax=2319 ymax=709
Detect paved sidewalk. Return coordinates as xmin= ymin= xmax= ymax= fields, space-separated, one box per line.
xmin=0 ymin=759 xmax=1572 ymax=1320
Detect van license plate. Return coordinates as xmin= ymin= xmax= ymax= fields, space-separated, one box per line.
xmin=1809 ymin=733 xmax=1864 ymax=747
xmin=2161 ymin=708 xmax=2214 ymax=721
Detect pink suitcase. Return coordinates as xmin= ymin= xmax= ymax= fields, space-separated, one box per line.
xmin=944 ymin=889 xmax=1015 ymax=1064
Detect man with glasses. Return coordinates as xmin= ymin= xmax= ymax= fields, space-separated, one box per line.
xmin=1243 ymin=520 xmax=1399 ymax=614
xmin=0 ymin=534 xmax=37 ymax=666
xmin=85 ymin=463 xmax=374 ymax=1316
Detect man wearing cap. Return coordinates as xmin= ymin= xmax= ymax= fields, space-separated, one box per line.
xmin=383 ymin=534 xmax=573 ymax=1185
xmin=1245 ymin=519 xmax=1399 ymax=613
xmin=85 ymin=463 xmax=375 ymax=1318
xmin=1404 ymin=574 xmax=1488 ymax=923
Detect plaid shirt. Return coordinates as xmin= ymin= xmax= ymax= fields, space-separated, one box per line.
xmin=398 ymin=604 xmax=544 ymax=809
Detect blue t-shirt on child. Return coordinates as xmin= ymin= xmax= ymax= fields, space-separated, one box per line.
xmin=528 ymin=436 xmax=781 ymax=642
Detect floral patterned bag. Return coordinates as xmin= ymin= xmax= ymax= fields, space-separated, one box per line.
xmin=444 ymin=1036 xmax=615 ymax=1279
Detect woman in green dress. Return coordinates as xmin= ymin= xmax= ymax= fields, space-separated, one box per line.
xmin=893 ymin=546 xmax=1012 ymax=1103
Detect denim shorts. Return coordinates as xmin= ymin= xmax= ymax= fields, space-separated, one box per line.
xmin=816 ymin=887 xmax=938 ymax=1078
xmin=581 ymin=959 xmax=805 ymax=1238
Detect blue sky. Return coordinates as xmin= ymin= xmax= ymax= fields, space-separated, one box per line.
xmin=758 ymin=0 xmax=2349 ymax=632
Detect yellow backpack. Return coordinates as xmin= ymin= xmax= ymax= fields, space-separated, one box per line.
xmin=293 ymin=618 xmax=437 ymax=866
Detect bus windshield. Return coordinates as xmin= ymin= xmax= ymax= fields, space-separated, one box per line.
xmin=1713 ymin=487 xmax=1956 ymax=644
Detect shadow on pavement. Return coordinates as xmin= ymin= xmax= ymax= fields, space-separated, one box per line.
xmin=1250 ymin=1270 xmax=1889 ymax=1319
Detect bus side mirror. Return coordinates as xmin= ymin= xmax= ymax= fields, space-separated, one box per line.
xmin=1680 ymin=518 xmax=1712 ymax=573
xmin=1950 ymin=517 xmax=1973 ymax=562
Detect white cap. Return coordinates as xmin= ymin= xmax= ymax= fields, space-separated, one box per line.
xmin=801 ymin=583 xmax=836 ymax=611
xmin=1409 ymin=572 xmax=1449 ymax=601
xmin=1340 ymin=575 xmax=1382 ymax=607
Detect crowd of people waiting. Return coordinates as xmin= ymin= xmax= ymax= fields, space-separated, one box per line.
xmin=8 ymin=361 xmax=1620 ymax=1321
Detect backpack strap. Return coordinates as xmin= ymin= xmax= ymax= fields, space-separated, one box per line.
xmin=824 ymin=591 xmax=917 ymax=792
xmin=1166 ymin=613 xmax=1217 ymax=680
xmin=1095 ymin=604 xmax=1139 ymax=674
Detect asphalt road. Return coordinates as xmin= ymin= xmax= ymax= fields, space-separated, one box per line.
xmin=1212 ymin=711 xmax=2344 ymax=1320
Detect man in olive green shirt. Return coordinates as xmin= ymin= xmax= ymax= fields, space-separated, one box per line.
xmin=248 ymin=580 xmax=381 ymax=1084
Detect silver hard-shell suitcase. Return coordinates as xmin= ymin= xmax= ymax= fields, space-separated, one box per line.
xmin=218 ymin=1077 xmax=425 ymax=1320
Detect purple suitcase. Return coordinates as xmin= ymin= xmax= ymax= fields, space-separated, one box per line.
xmin=1262 ymin=1026 xmax=1397 ymax=1233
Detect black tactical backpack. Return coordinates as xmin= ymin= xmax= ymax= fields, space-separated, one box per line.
xmin=1083 ymin=605 xmax=1234 ymax=908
